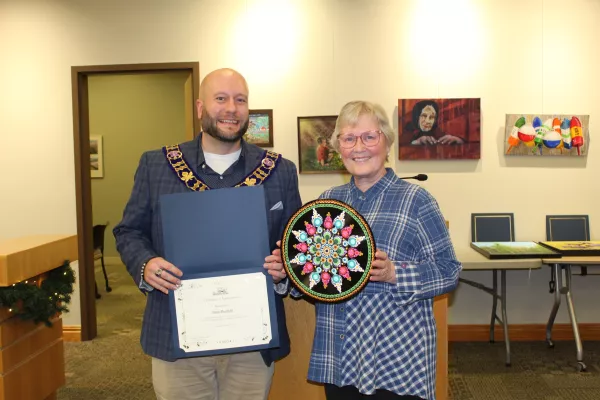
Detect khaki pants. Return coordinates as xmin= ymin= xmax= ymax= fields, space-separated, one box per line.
xmin=152 ymin=352 xmax=273 ymax=400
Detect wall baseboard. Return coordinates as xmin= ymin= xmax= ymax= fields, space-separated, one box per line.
xmin=449 ymin=323 xmax=600 ymax=342
xmin=63 ymin=325 xmax=81 ymax=342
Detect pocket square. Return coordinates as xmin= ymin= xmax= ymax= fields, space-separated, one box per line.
xmin=270 ymin=201 xmax=283 ymax=211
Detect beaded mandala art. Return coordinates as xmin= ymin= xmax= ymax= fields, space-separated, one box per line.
xmin=282 ymin=199 xmax=374 ymax=302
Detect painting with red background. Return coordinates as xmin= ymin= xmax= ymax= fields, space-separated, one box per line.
xmin=398 ymin=98 xmax=481 ymax=160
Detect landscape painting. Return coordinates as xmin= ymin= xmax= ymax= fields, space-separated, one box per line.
xmin=297 ymin=116 xmax=345 ymax=174
xmin=471 ymin=241 xmax=562 ymax=259
xmin=244 ymin=109 xmax=273 ymax=148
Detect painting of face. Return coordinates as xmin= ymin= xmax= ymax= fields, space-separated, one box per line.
xmin=419 ymin=105 xmax=437 ymax=132
xmin=398 ymin=98 xmax=481 ymax=160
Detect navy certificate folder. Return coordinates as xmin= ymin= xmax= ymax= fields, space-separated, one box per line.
xmin=159 ymin=185 xmax=280 ymax=358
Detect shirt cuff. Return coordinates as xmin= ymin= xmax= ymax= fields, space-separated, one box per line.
xmin=392 ymin=261 xmax=421 ymax=305
xmin=290 ymin=287 xmax=303 ymax=299
xmin=139 ymin=279 xmax=154 ymax=292
xmin=138 ymin=261 xmax=154 ymax=292
xmin=274 ymin=278 xmax=289 ymax=295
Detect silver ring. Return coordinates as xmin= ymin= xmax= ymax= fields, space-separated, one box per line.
xmin=155 ymin=268 xmax=163 ymax=278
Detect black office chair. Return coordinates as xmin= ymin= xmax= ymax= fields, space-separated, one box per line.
xmin=471 ymin=213 xmax=515 ymax=243
xmin=466 ymin=213 xmax=515 ymax=365
xmin=546 ymin=215 xmax=590 ymax=276
xmin=93 ymin=223 xmax=112 ymax=298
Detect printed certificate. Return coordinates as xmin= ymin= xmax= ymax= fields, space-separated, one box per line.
xmin=174 ymin=272 xmax=272 ymax=352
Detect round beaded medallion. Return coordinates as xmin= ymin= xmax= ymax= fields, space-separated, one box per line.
xmin=282 ymin=199 xmax=374 ymax=302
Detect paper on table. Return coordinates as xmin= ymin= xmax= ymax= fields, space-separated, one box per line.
xmin=174 ymin=272 xmax=271 ymax=352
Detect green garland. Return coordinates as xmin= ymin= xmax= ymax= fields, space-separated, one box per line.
xmin=0 ymin=260 xmax=75 ymax=327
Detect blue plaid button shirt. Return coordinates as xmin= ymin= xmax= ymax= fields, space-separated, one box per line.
xmin=293 ymin=168 xmax=461 ymax=399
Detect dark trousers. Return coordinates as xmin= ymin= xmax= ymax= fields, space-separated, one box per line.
xmin=324 ymin=384 xmax=425 ymax=400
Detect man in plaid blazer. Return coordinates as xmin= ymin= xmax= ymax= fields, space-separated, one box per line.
xmin=114 ymin=68 xmax=302 ymax=400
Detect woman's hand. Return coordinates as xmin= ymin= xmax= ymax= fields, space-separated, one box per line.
xmin=264 ymin=240 xmax=287 ymax=284
xmin=412 ymin=135 xmax=437 ymax=145
xmin=369 ymin=250 xmax=397 ymax=284
xmin=437 ymin=134 xmax=464 ymax=144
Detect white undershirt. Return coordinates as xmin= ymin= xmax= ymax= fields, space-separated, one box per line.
xmin=203 ymin=149 xmax=242 ymax=175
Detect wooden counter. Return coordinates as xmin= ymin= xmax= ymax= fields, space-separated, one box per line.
xmin=0 ymin=235 xmax=77 ymax=400
xmin=0 ymin=235 xmax=78 ymax=286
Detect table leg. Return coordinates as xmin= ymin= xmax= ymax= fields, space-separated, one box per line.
xmin=501 ymin=270 xmax=511 ymax=366
xmin=564 ymin=265 xmax=586 ymax=372
xmin=458 ymin=270 xmax=511 ymax=368
xmin=490 ymin=270 xmax=498 ymax=343
xmin=546 ymin=263 xmax=562 ymax=348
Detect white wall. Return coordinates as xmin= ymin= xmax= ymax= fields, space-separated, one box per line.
xmin=1 ymin=0 xmax=598 ymax=325
xmin=62 ymin=260 xmax=81 ymax=326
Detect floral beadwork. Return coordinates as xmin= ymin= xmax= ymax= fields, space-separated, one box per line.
xmin=290 ymin=209 xmax=366 ymax=293
xmin=282 ymin=199 xmax=374 ymax=302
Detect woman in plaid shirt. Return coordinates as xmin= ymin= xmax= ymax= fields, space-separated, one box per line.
xmin=300 ymin=101 xmax=461 ymax=400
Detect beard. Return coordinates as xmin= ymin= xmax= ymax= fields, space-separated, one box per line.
xmin=201 ymin=112 xmax=249 ymax=143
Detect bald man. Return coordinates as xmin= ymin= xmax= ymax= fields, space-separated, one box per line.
xmin=114 ymin=68 xmax=302 ymax=400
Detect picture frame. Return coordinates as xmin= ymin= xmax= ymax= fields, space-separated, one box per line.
xmin=297 ymin=115 xmax=345 ymax=174
xmin=504 ymin=114 xmax=590 ymax=157
xmin=90 ymin=135 xmax=104 ymax=178
xmin=398 ymin=98 xmax=481 ymax=160
xmin=244 ymin=109 xmax=273 ymax=148
xmin=537 ymin=241 xmax=600 ymax=257
xmin=470 ymin=242 xmax=562 ymax=259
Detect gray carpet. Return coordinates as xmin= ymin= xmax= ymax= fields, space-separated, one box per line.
xmin=58 ymin=262 xmax=600 ymax=399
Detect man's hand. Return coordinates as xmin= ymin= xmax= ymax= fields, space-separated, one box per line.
xmin=144 ymin=257 xmax=183 ymax=294
xmin=264 ymin=240 xmax=286 ymax=284
xmin=369 ymin=250 xmax=397 ymax=284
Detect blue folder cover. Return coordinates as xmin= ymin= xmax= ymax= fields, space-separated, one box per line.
xmin=159 ymin=185 xmax=280 ymax=358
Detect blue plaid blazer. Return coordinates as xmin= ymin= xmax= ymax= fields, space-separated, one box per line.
xmin=113 ymin=135 xmax=302 ymax=364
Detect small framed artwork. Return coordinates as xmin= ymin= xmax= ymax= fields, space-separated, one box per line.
xmin=538 ymin=241 xmax=600 ymax=257
xmin=244 ymin=109 xmax=273 ymax=147
xmin=398 ymin=98 xmax=481 ymax=160
xmin=297 ymin=115 xmax=345 ymax=174
xmin=90 ymin=135 xmax=104 ymax=178
xmin=470 ymin=241 xmax=562 ymax=259
xmin=504 ymin=114 xmax=590 ymax=156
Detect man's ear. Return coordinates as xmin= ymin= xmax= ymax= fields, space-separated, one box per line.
xmin=196 ymin=99 xmax=203 ymax=119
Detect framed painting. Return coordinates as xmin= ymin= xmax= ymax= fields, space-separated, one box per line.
xmin=470 ymin=242 xmax=562 ymax=259
xmin=504 ymin=114 xmax=590 ymax=156
xmin=244 ymin=109 xmax=273 ymax=148
xmin=398 ymin=98 xmax=481 ymax=160
xmin=297 ymin=115 xmax=345 ymax=174
xmin=537 ymin=241 xmax=600 ymax=257
xmin=90 ymin=135 xmax=103 ymax=178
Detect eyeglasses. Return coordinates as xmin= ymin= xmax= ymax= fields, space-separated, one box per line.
xmin=337 ymin=130 xmax=382 ymax=149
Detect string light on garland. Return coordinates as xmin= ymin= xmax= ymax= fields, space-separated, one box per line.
xmin=0 ymin=260 xmax=75 ymax=327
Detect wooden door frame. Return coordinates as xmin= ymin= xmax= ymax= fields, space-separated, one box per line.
xmin=71 ymin=62 xmax=200 ymax=340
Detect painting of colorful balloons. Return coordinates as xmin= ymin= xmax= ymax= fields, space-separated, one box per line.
xmin=504 ymin=114 xmax=589 ymax=156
